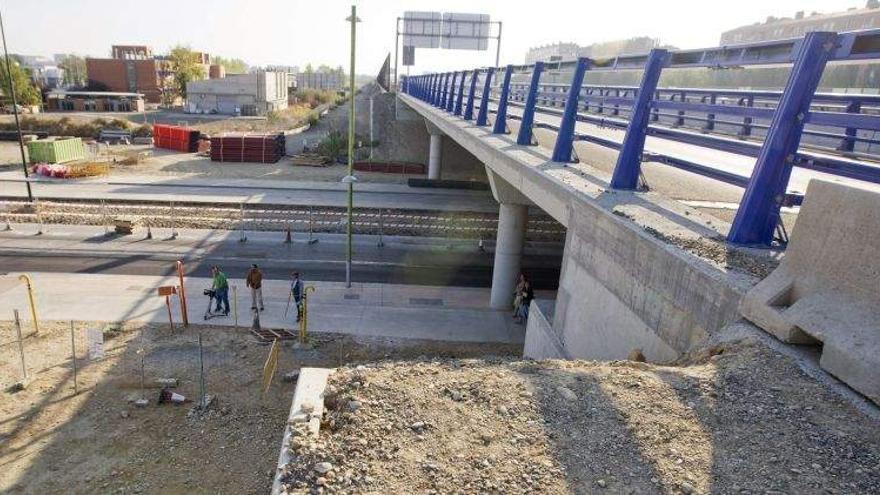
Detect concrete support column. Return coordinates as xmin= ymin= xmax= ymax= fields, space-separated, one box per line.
xmin=428 ymin=133 xmax=442 ymax=180
xmin=490 ymin=202 xmax=528 ymax=310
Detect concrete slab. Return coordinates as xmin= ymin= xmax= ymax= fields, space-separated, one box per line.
xmin=740 ymin=179 xmax=880 ymax=404
xmin=271 ymin=367 xmax=333 ymax=495
xmin=0 ymin=272 xmax=526 ymax=344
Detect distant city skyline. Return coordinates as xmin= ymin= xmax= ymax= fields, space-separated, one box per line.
xmin=3 ymin=0 xmax=862 ymax=75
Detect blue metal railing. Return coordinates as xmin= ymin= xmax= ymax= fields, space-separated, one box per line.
xmin=400 ymin=28 xmax=880 ymax=246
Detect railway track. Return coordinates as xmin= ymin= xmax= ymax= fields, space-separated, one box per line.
xmin=0 ymin=197 xmax=566 ymax=242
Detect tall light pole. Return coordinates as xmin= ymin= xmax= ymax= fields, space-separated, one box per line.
xmin=0 ymin=7 xmax=32 ymax=202
xmin=343 ymin=5 xmax=360 ymax=288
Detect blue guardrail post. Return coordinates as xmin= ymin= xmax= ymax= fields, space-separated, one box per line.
xmin=551 ymin=57 xmax=589 ymax=162
xmin=517 ymin=62 xmax=544 ymax=145
xmin=728 ymin=31 xmax=838 ymax=246
xmin=493 ymin=65 xmax=514 ymax=134
xmin=464 ymin=70 xmax=479 ymax=120
xmin=476 ymin=67 xmax=495 ymax=126
xmin=446 ymin=72 xmax=457 ymax=112
xmin=609 ymin=49 xmax=669 ymax=188
xmin=454 ymin=71 xmax=467 ymax=116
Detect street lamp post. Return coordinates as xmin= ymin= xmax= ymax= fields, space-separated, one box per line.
xmin=344 ymin=5 xmax=360 ymax=288
xmin=0 ymin=8 xmax=32 ymax=202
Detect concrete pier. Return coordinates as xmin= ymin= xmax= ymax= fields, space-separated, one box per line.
xmin=428 ymin=133 xmax=442 ymax=179
xmin=490 ymin=203 xmax=528 ymax=310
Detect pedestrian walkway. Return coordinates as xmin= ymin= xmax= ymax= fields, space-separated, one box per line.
xmin=0 ymin=272 xmax=526 ymax=344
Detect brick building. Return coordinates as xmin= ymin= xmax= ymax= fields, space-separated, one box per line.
xmin=86 ymin=45 xmax=221 ymax=104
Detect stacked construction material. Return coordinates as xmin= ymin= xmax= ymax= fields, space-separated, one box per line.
xmin=153 ymin=124 xmax=200 ymax=152
xmin=210 ymin=133 xmax=285 ymax=163
xmin=26 ymin=137 xmax=85 ymax=164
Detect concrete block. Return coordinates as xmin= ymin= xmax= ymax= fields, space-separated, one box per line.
xmin=271 ymin=367 xmax=333 ymax=495
xmin=740 ymin=179 xmax=880 ymax=404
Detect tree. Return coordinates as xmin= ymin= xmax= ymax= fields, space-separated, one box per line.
xmin=213 ymin=56 xmax=248 ymax=74
xmin=168 ymin=45 xmax=206 ymax=99
xmin=57 ymin=54 xmax=87 ymax=87
xmin=304 ymin=63 xmax=314 ymax=74
xmin=0 ymin=60 xmax=41 ymax=106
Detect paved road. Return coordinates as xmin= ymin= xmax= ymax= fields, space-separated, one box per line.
xmin=0 ymin=226 xmax=562 ymax=289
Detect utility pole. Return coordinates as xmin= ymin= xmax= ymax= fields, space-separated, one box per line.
xmin=0 ymin=8 xmax=32 ymax=202
xmin=344 ymin=5 xmax=360 ymax=288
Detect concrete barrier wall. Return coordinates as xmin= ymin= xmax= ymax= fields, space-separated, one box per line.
xmin=522 ymin=299 xmax=566 ymax=359
xmin=399 ymin=95 xmax=747 ymax=363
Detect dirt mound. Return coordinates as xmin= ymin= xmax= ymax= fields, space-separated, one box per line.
xmin=279 ymin=339 xmax=880 ymax=494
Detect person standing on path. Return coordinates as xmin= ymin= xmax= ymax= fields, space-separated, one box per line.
xmin=290 ymin=271 xmax=304 ymax=322
xmin=514 ymin=273 xmax=534 ymax=324
xmin=246 ymin=264 xmax=264 ymax=312
xmin=211 ymin=265 xmax=230 ymax=316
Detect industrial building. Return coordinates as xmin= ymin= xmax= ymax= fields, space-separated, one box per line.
xmin=185 ymin=71 xmax=288 ymax=116
xmin=86 ymin=44 xmax=221 ymax=104
xmin=296 ymin=71 xmax=344 ymax=90
xmin=720 ymin=2 xmax=880 ymax=44
xmin=524 ymin=38 xmax=660 ymax=64
xmin=45 ymin=91 xmax=145 ymax=112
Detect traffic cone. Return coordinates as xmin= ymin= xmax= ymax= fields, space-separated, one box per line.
xmin=284 ymin=226 xmax=292 ymax=244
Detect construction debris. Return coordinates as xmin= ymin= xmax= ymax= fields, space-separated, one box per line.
xmin=290 ymin=153 xmax=331 ymax=167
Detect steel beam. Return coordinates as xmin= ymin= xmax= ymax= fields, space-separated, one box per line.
xmin=454 ymin=71 xmax=466 ymax=116
xmin=609 ymin=49 xmax=668 ymax=188
xmin=446 ymin=72 xmax=457 ymax=112
xmin=516 ymin=62 xmax=543 ymax=145
xmin=476 ymin=67 xmax=495 ymax=126
xmin=492 ymin=65 xmax=514 ymax=134
xmin=464 ymin=70 xmax=479 ymax=121
xmin=728 ymin=32 xmax=838 ymax=246
xmin=551 ymin=57 xmax=589 ymax=162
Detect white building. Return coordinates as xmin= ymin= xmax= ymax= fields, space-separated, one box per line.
xmin=186 ymin=71 xmax=288 ymax=116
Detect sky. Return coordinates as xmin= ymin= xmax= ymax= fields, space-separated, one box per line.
xmin=3 ymin=0 xmax=863 ymax=75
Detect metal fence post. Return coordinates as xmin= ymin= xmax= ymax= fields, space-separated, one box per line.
xmin=377 ymin=209 xmax=385 ymax=247
xmin=34 ymin=198 xmax=43 ymax=235
xmin=232 ymin=285 xmax=239 ymax=327
xmin=703 ymin=93 xmax=717 ymax=132
xmin=238 ymin=202 xmax=247 ymax=243
xmin=551 ymin=57 xmax=590 ymax=162
xmin=169 ymin=201 xmax=178 ymax=239
xmin=101 ymin=199 xmax=110 ymax=236
xmin=517 ymin=62 xmax=544 ymax=145
xmin=609 ymin=49 xmax=668 ymax=188
xmin=70 ymin=321 xmax=77 ymax=395
xmin=14 ymin=310 xmax=27 ymax=385
xmin=446 ymin=72 xmax=457 ymax=113
xmin=838 ymin=100 xmax=861 ymax=152
xmin=728 ymin=31 xmax=838 ymax=246
xmin=464 ymin=70 xmax=479 ymax=120
xmin=454 ymin=71 xmax=467 ymax=116
xmin=432 ymin=74 xmax=441 ymax=105
xmin=739 ymin=95 xmax=754 ymax=138
xmin=492 ymin=65 xmax=514 ymax=134
xmin=476 ymin=67 xmax=495 ymax=126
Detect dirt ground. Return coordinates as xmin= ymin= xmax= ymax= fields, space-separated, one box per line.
xmin=0 ymin=320 xmax=520 ymax=494
xmin=279 ymin=339 xmax=880 ymax=495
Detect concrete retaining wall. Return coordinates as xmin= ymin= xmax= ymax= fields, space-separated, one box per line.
xmin=366 ymin=93 xmax=487 ymax=182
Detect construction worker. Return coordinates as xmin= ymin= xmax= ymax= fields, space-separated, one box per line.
xmin=290 ymin=271 xmax=304 ymax=322
xmin=211 ymin=266 xmax=230 ymax=316
xmin=246 ymin=264 xmax=264 ymax=312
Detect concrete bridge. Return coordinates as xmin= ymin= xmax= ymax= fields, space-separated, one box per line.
xmin=394 ymin=29 xmax=880 ymax=404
